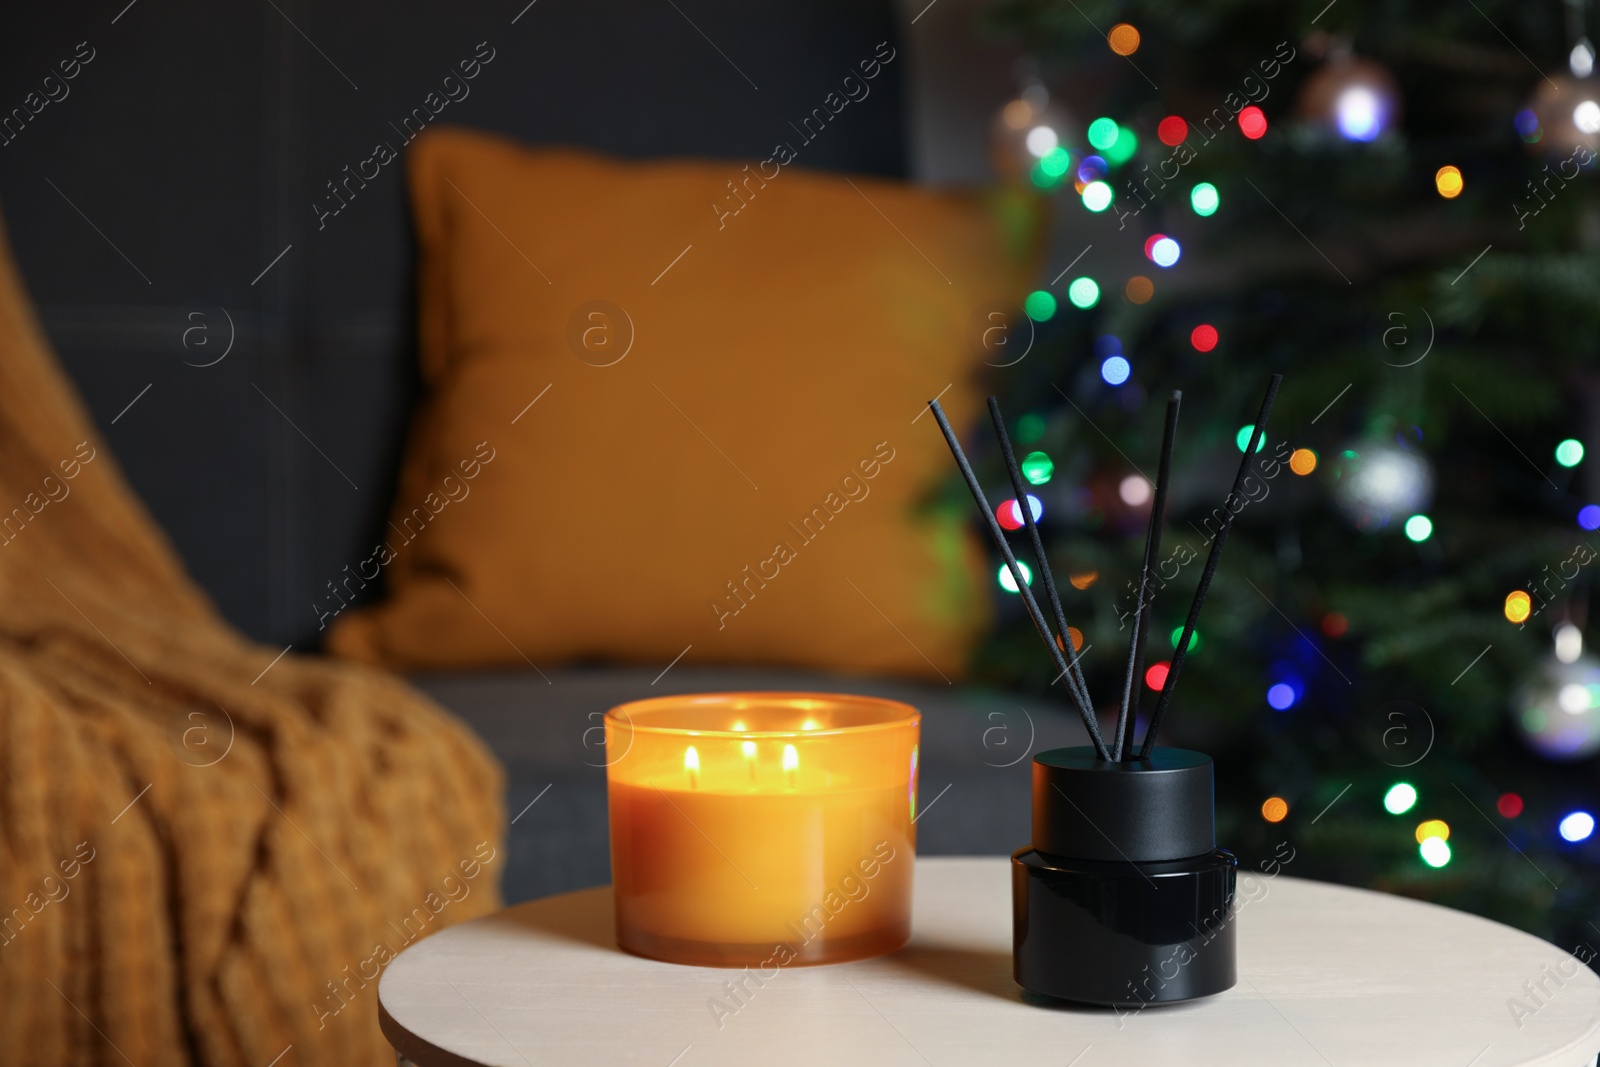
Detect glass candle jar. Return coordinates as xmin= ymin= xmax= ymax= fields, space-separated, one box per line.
xmin=605 ymin=692 xmax=919 ymax=967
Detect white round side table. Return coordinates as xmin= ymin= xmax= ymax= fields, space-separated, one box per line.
xmin=378 ymin=856 xmax=1600 ymax=1067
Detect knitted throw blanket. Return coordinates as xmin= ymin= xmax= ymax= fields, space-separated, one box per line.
xmin=0 ymin=218 xmax=504 ymax=1065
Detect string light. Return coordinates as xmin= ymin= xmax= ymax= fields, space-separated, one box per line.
xmin=1100 ymin=354 xmax=1130 ymax=384
xmin=1021 ymin=451 xmax=1054 ymax=485
xmin=1151 ymin=237 xmax=1182 ymax=267
xmin=1024 ymin=290 xmax=1057 ymax=321
xmin=998 ymin=561 xmax=1033 ymax=593
xmin=1266 ymin=683 xmax=1297 ymax=710
xmin=1383 ymin=782 xmax=1418 ymax=815
xmin=1404 ymin=514 xmax=1433 ymax=542
xmin=1497 ymin=793 xmax=1524 ymax=818
xmin=1190 ymin=324 xmax=1218 ymax=352
xmin=1107 ymin=23 xmax=1140 ymax=56
xmin=1144 ymin=661 xmax=1171 ymax=690
xmin=1190 ymin=182 xmax=1220 ymax=216
xmin=1556 ymin=439 xmax=1585 ymax=467
xmin=1158 ymin=116 xmax=1188 ymax=146
xmin=1559 ymin=810 xmax=1595 ymax=842
xmin=1414 ymin=819 xmax=1450 ymax=844
xmin=1504 ymin=590 xmax=1532 ymax=624
xmin=1239 ymin=105 xmax=1268 ymax=139
xmin=1069 ymin=277 xmax=1102 ymax=309
xmin=1418 ymin=836 xmax=1451 ymax=868
xmin=1081 ymin=181 xmax=1113 ymax=212
xmin=1235 ymin=424 xmax=1266 ymax=453
xmin=1261 ymin=797 xmax=1289 ymax=823
xmin=1435 ymin=166 xmax=1463 ymax=199
xmin=1125 ymin=276 xmax=1154 ymax=303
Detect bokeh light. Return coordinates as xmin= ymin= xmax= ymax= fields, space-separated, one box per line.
xmin=1039 ymin=147 xmax=1072 ymax=179
xmin=1559 ymin=810 xmax=1596 ymax=842
xmin=1169 ymin=626 xmax=1200 ymax=652
xmin=1384 ymin=782 xmax=1418 ymax=815
xmin=1100 ymin=354 xmax=1131 ymax=385
xmin=1025 ymin=125 xmax=1059 ymax=157
xmin=1081 ymin=181 xmax=1113 ymax=212
xmin=1190 ymin=324 xmax=1218 ymax=352
xmin=1119 ymin=474 xmax=1152 ymax=506
xmin=1261 ymin=797 xmax=1289 ymax=823
xmin=1069 ymin=571 xmax=1097 ymax=590
xmin=1239 ymin=105 xmax=1268 ymax=140
xmin=1556 ymin=439 xmax=1585 ymax=467
xmin=1504 ymin=590 xmax=1532 ymax=624
xmin=1065 ymin=625 xmax=1084 ymax=651
xmin=1143 ymin=234 xmax=1167 ymax=260
xmin=1087 ymin=117 xmax=1119 ymax=151
xmin=1158 ymin=115 xmax=1189 ymax=146
xmin=1404 ymin=514 xmax=1433 ymax=542
xmin=1335 ymin=87 xmax=1385 ymax=141
xmin=998 ymin=561 xmax=1033 ymax=593
xmin=1107 ymin=23 xmax=1141 ymax=56
xmin=1435 ymin=165 xmax=1463 ymax=199
xmin=1321 ymin=612 xmax=1348 ymax=637
xmin=1021 ymin=451 xmax=1054 ymax=485
xmin=1016 ymin=413 xmax=1046 ymax=443
xmin=1290 ymin=448 xmax=1318 ymax=475
xmin=1497 ymin=792 xmax=1524 ymax=818
xmin=1145 ymin=661 xmax=1171 ymax=690
xmin=1151 ymin=237 xmax=1182 ymax=267
xmin=997 ymin=496 xmax=1042 ymax=530
xmin=1580 ymin=504 xmax=1600 ymax=530
xmin=1125 ymin=276 xmax=1154 ymax=303
xmin=1077 ymin=155 xmax=1109 ymax=184
xmin=1069 ymin=277 xmax=1102 ymax=309
xmin=1104 ymin=126 xmax=1138 ymax=166
xmin=1190 ymin=182 xmax=1220 ymax=216
xmin=1515 ymin=108 xmax=1542 ymax=143
xmin=1266 ymin=683 xmax=1297 ymax=710
xmin=1024 ymin=290 xmax=1057 ymax=321
xmin=1235 ymin=424 xmax=1266 ymax=453
xmin=1419 ymin=836 xmax=1452 ymax=868
xmin=1414 ymin=819 xmax=1450 ymax=844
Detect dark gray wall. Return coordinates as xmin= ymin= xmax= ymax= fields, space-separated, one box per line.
xmin=0 ymin=0 xmax=906 ymax=646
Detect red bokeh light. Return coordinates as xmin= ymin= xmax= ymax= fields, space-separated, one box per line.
xmin=996 ymin=500 xmax=1023 ymax=531
xmin=1321 ymin=612 xmax=1349 ymax=638
xmin=1143 ymin=234 xmax=1168 ymax=261
xmin=1157 ymin=115 xmax=1189 ymax=146
xmin=1190 ymin=324 xmax=1218 ymax=352
xmin=1145 ymin=661 xmax=1171 ymax=691
xmin=1239 ymin=106 xmax=1268 ymax=140
xmin=1497 ymin=793 xmax=1524 ymax=819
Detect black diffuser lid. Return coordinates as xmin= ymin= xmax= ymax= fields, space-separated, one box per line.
xmin=1032 ymin=746 xmax=1215 ymax=863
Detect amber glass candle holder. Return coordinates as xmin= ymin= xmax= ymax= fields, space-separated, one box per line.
xmin=605 ymin=692 xmax=919 ymax=967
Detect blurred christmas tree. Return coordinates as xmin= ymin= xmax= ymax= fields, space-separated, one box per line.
xmin=963 ymin=0 xmax=1600 ymax=958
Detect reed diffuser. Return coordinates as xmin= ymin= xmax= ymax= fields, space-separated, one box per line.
xmin=929 ymin=374 xmax=1280 ymax=1006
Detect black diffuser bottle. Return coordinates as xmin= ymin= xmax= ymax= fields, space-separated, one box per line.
xmin=1011 ymin=746 xmax=1238 ymax=1005
xmin=928 ymin=376 xmax=1281 ymax=1013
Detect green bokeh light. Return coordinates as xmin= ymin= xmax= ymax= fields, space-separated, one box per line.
xmin=1169 ymin=627 xmax=1201 ymax=653
xmin=1016 ymin=414 xmax=1047 ymax=444
xmin=1024 ymin=290 xmax=1057 ymax=321
xmin=1021 ymin=451 xmax=1055 ymax=485
xmin=1087 ymin=117 xmax=1119 ymax=150
xmin=1104 ymin=126 xmax=1138 ymax=166
xmin=1235 ymin=424 xmax=1266 ymax=453
xmin=1190 ymin=182 xmax=1220 ymax=216
xmin=998 ymin=561 xmax=1033 ymax=593
xmin=1067 ymin=277 xmax=1100 ymax=309
xmin=1419 ymin=837 xmax=1452 ymax=868
xmin=1404 ymin=514 xmax=1433 ymax=542
xmin=1384 ymin=782 xmax=1418 ymax=815
xmin=1081 ymin=181 xmax=1113 ymax=212
xmin=1556 ymin=438 xmax=1585 ymax=467
xmin=1041 ymin=147 xmax=1072 ymax=177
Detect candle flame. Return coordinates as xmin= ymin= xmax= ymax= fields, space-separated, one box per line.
xmin=801 ymin=718 xmax=820 ymax=730
xmin=741 ymin=740 xmax=757 ymax=758
xmin=732 ymin=720 xmax=747 ymax=732
xmin=685 ymin=745 xmax=700 ymax=788
xmin=782 ymin=744 xmax=799 ymax=773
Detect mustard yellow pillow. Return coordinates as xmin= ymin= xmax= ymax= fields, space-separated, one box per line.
xmin=327 ymin=126 xmax=1036 ymax=680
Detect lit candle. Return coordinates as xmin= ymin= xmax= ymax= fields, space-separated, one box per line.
xmin=606 ymin=693 xmax=919 ymax=967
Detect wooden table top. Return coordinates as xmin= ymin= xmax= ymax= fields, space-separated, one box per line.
xmin=378 ymin=856 xmax=1600 ymax=1067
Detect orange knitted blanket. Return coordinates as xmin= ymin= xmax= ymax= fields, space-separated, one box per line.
xmin=0 ymin=217 xmax=504 ymax=1066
